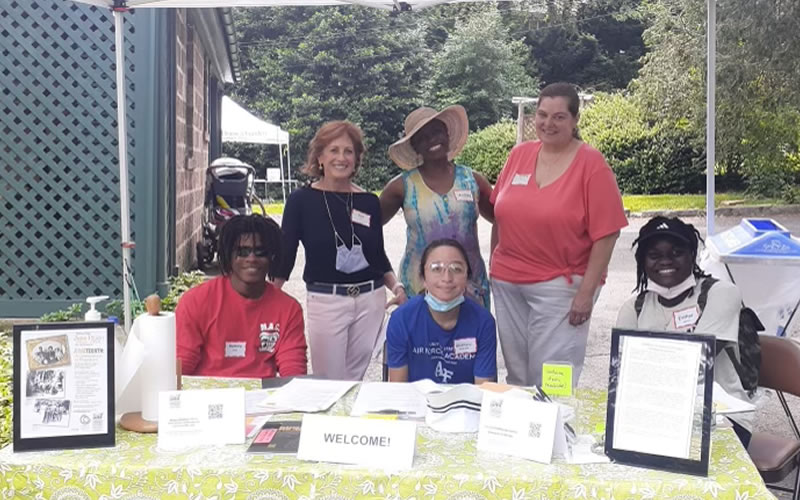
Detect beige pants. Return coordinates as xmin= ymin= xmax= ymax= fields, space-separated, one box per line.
xmin=306 ymin=287 xmax=386 ymax=381
xmin=492 ymin=276 xmax=599 ymax=388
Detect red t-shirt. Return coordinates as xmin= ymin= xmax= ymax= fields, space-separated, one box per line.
xmin=490 ymin=141 xmax=628 ymax=284
xmin=176 ymin=277 xmax=307 ymax=378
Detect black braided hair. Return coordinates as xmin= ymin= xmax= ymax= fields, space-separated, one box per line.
xmin=218 ymin=215 xmax=283 ymax=280
xmin=631 ymin=216 xmax=707 ymax=293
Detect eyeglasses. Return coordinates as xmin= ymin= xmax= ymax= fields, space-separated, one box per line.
xmin=235 ymin=246 xmax=270 ymax=258
xmin=427 ymin=261 xmax=467 ymax=276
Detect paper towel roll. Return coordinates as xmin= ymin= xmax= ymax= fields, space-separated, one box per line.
xmin=138 ymin=313 xmax=176 ymax=421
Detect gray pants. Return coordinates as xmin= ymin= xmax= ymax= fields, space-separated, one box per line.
xmin=492 ymin=276 xmax=598 ymax=388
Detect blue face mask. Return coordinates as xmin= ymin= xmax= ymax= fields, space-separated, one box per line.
xmin=424 ymin=291 xmax=465 ymax=312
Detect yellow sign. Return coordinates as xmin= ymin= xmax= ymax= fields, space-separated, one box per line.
xmin=541 ymin=363 xmax=573 ymax=397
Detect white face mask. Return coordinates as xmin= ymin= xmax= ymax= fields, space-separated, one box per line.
xmin=647 ymin=275 xmax=696 ymax=299
xmin=335 ymin=233 xmax=369 ymax=274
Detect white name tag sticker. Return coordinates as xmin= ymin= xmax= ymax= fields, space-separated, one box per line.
xmin=225 ymin=341 xmax=246 ymax=358
xmin=297 ymin=414 xmax=417 ymax=469
xmin=454 ymin=337 xmax=477 ymax=355
xmin=511 ymin=174 xmax=531 ymax=186
xmin=351 ymin=209 xmax=371 ymax=227
xmin=453 ymin=189 xmax=474 ymax=202
xmin=673 ymin=306 xmax=700 ymax=330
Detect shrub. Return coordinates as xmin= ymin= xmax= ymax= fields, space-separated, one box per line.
xmin=581 ymin=93 xmax=705 ymax=194
xmin=456 ymin=119 xmax=517 ymax=183
xmin=0 ymin=330 xmax=10 ymax=448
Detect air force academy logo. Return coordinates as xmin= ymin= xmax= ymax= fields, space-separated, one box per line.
xmin=258 ymin=322 xmax=280 ymax=353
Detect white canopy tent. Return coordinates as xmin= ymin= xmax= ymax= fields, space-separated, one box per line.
xmin=221 ymin=95 xmax=292 ymax=203
xmin=70 ymin=0 xmax=724 ymax=332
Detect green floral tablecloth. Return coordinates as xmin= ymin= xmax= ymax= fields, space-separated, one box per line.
xmin=0 ymin=378 xmax=775 ymax=500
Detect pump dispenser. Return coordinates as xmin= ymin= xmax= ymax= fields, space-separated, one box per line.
xmin=85 ymin=296 xmax=109 ymax=321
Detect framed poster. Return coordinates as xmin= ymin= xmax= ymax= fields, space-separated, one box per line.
xmin=13 ymin=322 xmax=115 ymax=452
xmin=605 ymin=328 xmax=714 ymax=476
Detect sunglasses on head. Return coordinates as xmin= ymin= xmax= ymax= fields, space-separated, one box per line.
xmin=235 ymin=246 xmax=270 ymax=258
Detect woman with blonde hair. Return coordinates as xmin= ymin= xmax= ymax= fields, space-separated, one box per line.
xmin=275 ymin=121 xmax=406 ymax=380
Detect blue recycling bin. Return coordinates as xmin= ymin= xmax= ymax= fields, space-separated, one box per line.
xmin=702 ymin=218 xmax=800 ymax=336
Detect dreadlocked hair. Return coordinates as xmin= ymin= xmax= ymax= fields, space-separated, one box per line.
xmin=218 ymin=215 xmax=283 ymax=280
xmin=631 ymin=216 xmax=707 ymax=293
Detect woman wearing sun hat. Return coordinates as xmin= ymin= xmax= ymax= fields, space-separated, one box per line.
xmin=380 ymin=105 xmax=494 ymax=309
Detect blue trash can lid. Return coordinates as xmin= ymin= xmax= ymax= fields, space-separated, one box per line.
xmin=708 ymin=218 xmax=800 ymax=264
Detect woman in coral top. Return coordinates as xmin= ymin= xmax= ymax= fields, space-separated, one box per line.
xmin=490 ymin=82 xmax=628 ymax=388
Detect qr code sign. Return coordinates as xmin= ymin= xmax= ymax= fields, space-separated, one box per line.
xmin=169 ymin=394 xmax=181 ymax=409
xmin=528 ymin=422 xmax=541 ymax=439
xmin=208 ymin=404 xmax=223 ymax=420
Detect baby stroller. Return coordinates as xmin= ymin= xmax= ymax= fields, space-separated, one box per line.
xmin=197 ymin=157 xmax=267 ymax=268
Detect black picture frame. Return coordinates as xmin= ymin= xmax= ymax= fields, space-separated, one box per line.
xmin=13 ymin=322 xmax=115 ymax=452
xmin=605 ymin=328 xmax=714 ymax=477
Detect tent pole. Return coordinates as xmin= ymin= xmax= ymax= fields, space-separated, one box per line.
xmin=114 ymin=7 xmax=134 ymax=332
xmin=287 ymin=140 xmax=292 ymax=193
xmin=706 ymin=0 xmax=716 ymax=236
xmin=279 ymin=144 xmax=286 ymax=204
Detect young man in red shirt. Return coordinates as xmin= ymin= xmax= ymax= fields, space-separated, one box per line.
xmin=177 ymin=215 xmax=307 ymax=379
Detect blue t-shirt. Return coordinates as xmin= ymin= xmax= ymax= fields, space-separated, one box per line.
xmin=386 ymin=295 xmax=497 ymax=384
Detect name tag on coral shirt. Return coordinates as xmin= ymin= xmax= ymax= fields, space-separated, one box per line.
xmin=351 ymin=209 xmax=371 ymax=227
xmin=673 ymin=307 xmax=700 ymax=330
xmin=454 ymin=337 xmax=477 ymax=355
xmin=453 ymin=189 xmax=474 ymax=202
xmin=511 ymin=174 xmax=531 ymax=186
xmin=225 ymin=341 xmax=247 ymax=358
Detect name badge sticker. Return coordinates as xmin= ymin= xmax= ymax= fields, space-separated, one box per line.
xmin=673 ymin=306 xmax=700 ymax=330
xmin=225 ymin=341 xmax=246 ymax=358
xmin=453 ymin=337 xmax=477 ymax=355
xmin=351 ymin=209 xmax=371 ymax=227
xmin=511 ymin=174 xmax=531 ymax=186
xmin=453 ymin=189 xmax=474 ymax=202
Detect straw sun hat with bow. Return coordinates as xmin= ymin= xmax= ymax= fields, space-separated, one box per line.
xmin=388 ymin=105 xmax=469 ymax=170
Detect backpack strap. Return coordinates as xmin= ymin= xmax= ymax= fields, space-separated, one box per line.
xmin=634 ymin=291 xmax=647 ymax=318
xmin=694 ymin=276 xmax=718 ymax=325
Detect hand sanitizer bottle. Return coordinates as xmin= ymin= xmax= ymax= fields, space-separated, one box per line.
xmin=85 ymin=296 xmax=109 ymax=321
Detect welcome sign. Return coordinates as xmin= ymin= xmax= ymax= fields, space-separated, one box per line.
xmin=297 ymin=414 xmax=417 ymax=469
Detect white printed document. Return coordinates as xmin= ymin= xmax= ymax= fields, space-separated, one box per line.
xmin=157 ymin=388 xmax=245 ymax=451
xmin=258 ymin=379 xmax=356 ymax=413
xmin=350 ymin=382 xmax=428 ymax=419
xmin=612 ymin=337 xmax=701 ymax=459
xmin=477 ymin=392 xmax=568 ymax=464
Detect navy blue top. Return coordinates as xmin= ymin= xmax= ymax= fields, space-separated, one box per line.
xmin=386 ymin=295 xmax=497 ymax=384
xmin=276 ymin=187 xmax=392 ymax=284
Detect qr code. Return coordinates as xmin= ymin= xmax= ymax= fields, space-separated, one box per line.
xmin=208 ymin=404 xmax=223 ymax=420
xmin=528 ymin=422 xmax=541 ymax=439
xmin=169 ymin=394 xmax=181 ymax=409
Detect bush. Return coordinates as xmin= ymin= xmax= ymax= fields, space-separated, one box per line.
xmin=581 ymin=93 xmax=706 ymax=194
xmin=456 ymin=119 xmax=517 ymax=183
xmin=0 ymin=330 xmax=10 ymax=448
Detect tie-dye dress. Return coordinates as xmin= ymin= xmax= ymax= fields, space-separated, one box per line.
xmin=399 ymin=164 xmax=490 ymax=309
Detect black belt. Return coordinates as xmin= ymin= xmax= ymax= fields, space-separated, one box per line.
xmin=307 ymin=278 xmax=384 ymax=297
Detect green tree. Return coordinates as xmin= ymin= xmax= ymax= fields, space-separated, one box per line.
xmin=632 ymin=0 xmax=800 ymax=196
xmin=232 ymin=7 xmax=431 ymax=190
xmin=425 ymin=7 xmax=539 ymax=130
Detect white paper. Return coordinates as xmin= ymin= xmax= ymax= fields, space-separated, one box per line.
xmin=157 ymin=388 xmax=245 ymax=451
xmin=425 ymin=384 xmax=484 ymax=433
xmin=258 ymin=379 xmax=356 ymax=413
xmin=567 ymin=435 xmax=610 ymax=464
xmin=245 ymin=389 xmax=275 ymax=415
xmin=350 ymin=382 xmax=428 ymax=419
xmin=297 ymin=414 xmax=417 ymax=469
xmin=612 ymin=337 xmax=701 ymax=459
xmin=477 ymin=392 xmax=565 ymax=464
xmin=19 ymin=327 xmax=110 ymax=439
xmin=713 ymin=382 xmax=756 ymax=414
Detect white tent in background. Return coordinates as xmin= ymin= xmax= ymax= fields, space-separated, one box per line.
xmin=221 ymin=96 xmax=292 ymax=203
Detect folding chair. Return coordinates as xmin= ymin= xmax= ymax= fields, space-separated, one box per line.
xmin=747 ymin=335 xmax=800 ymax=499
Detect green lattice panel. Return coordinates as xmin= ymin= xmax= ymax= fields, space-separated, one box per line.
xmin=0 ymin=0 xmax=136 ymax=309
